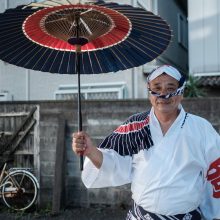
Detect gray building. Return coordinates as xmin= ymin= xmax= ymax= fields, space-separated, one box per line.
xmin=0 ymin=0 xmax=188 ymax=101
xmin=188 ymin=0 xmax=220 ymax=96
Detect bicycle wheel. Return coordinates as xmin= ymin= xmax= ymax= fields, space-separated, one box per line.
xmin=2 ymin=171 xmax=38 ymax=211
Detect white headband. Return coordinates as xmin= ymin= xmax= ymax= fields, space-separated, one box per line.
xmin=147 ymin=65 xmax=186 ymax=99
xmin=148 ymin=65 xmax=182 ymax=82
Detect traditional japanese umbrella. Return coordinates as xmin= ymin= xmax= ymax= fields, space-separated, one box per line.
xmin=0 ymin=0 xmax=172 ymax=170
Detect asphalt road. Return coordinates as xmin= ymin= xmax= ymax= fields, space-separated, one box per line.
xmin=0 ymin=206 xmax=128 ymax=220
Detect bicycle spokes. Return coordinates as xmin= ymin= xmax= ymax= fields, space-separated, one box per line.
xmin=2 ymin=171 xmax=38 ymax=211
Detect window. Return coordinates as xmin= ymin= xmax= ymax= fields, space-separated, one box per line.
xmin=137 ymin=0 xmax=151 ymax=10
xmin=136 ymin=0 xmax=152 ymax=11
xmin=54 ymin=82 xmax=127 ymax=100
xmin=178 ymin=13 xmax=188 ymax=49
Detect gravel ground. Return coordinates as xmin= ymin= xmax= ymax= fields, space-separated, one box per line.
xmin=0 ymin=205 xmax=129 ymax=220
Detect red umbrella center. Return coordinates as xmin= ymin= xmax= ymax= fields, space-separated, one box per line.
xmin=22 ymin=4 xmax=131 ymax=52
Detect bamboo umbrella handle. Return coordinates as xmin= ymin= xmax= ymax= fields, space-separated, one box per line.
xmin=76 ymin=44 xmax=84 ymax=171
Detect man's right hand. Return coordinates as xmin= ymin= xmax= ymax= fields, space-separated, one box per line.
xmin=72 ymin=131 xmax=94 ymax=157
xmin=72 ymin=131 xmax=103 ymax=169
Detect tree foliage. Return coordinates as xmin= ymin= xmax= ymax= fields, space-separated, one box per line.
xmin=184 ymin=75 xmax=206 ymax=98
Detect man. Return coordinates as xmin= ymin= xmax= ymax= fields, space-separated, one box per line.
xmin=72 ymin=65 xmax=220 ymax=220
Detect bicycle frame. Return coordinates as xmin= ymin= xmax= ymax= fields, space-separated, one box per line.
xmin=0 ymin=128 xmax=39 ymax=211
xmin=0 ymin=163 xmax=39 ymax=198
xmin=7 ymin=169 xmax=40 ymax=189
xmin=0 ymin=163 xmax=7 ymax=184
xmin=0 ymin=163 xmax=13 ymax=190
xmin=0 ymin=163 xmax=17 ymax=198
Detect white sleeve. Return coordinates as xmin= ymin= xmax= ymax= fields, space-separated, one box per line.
xmin=199 ymin=122 xmax=220 ymax=220
xmin=81 ymin=148 xmax=132 ymax=188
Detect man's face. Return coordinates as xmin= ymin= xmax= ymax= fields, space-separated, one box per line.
xmin=148 ymin=74 xmax=183 ymax=114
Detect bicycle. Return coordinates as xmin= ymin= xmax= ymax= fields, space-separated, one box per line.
xmin=0 ymin=131 xmax=39 ymax=211
xmin=0 ymin=162 xmax=39 ymax=211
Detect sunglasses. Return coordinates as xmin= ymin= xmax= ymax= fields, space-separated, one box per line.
xmin=148 ymin=84 xmax=185 ymax=99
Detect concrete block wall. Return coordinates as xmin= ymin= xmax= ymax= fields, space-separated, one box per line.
xmin=38 ymin=111 xmax=61 ymax=206
xmin=38 ymin=98 xmax=220 ymax=208
xmin=1 ymin=98 xmax=220 ymax=208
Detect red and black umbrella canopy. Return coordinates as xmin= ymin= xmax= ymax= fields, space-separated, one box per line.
xmin=0 ymin=0 xmax=172 ymax=170
xmin=0 ymin=0 xmax=171 ymax=74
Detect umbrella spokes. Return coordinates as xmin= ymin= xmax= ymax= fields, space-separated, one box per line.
xmin=67 ymin=11 xmax=89 ymax=46
xmin=44 ymin=7 xmax=113 ymax=45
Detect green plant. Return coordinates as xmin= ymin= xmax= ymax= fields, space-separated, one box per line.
xmin=184 ymin=75 xmax=206 ymax=98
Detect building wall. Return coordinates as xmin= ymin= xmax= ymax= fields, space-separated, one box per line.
xmin=0 ymin=1 xmax=5 ymax=12
xmin=188 ymin=0 xmax=220 ymax=75
xmin=0 ymin=0 xmax=188 ymax=101
xmin=157 ymin=0 xmax=188 ymax=74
